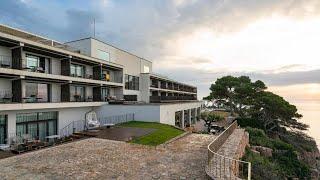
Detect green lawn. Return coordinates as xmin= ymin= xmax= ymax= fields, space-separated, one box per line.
xmin=119 ymin=121 xmax=184 ymax=146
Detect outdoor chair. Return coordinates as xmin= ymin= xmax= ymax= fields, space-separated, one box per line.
xmin=11 ymin=144 xmax=27 ymax=154
xmin=85 ymin=111 xmax=100 ymax=129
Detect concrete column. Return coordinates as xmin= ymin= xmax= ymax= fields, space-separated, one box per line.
xmin=7 ymin=111 xmax=17 ymax=145
xmin=194 ymin=108 xmax=197 ymax=122
xmin=181 ymin=110 xmax=185 ymax=128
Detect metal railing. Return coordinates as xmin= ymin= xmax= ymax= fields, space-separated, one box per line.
xmin=59 ymin=113 xmax=134 ymax=137
xmin=99 ymin=113 xmax=134 ymax=125
xmin=206 ymin=121 xmax=251 ymax=180
xmin=0 ymin=55 xmax=11 ymax=68
xmin=149 ymin=96 xmax=197 ymax=102
xmin=101 ymin=74 xmax=123 ymax=83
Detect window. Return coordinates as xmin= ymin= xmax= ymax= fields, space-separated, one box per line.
xmin=125 ymin=74 xmax=139 ymax=90
xmin=98 ymin=50 xmax=110 ymax=61
xmin=70 ymin=64 xmax=85 ymax=77
xmin=16 ymin=112 xmax=57 ymax=141
xmin=101 ymin=88 xmax=110 ymax=100
xmin=143 ymin=65 xmax=150 ymax=73
xmin=25 ymin=82 xmax=49 ymax=102
xmin=26 ymin=55 xmax=39 ymax=68
xmin=70 ymin=85 xmax=85 ymax=102
xmin=0 ymin=115 xmax=7 ymax=144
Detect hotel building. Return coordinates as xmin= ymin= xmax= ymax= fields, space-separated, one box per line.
xmin=0 ymin=24 xmax=202 ymax=144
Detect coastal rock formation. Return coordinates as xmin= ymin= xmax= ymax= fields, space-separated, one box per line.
xmin=251 ymin=146 xmax=273 ymax=157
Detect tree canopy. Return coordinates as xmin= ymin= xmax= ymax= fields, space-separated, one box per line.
xmin=205 ymin=76 xmax=308 ymax=132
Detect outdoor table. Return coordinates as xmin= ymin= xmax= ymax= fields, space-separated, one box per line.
xmin=46 ymin=135 xmax=60 ymax=143
xmin=45 ymin=135 xmax=60 ymax=139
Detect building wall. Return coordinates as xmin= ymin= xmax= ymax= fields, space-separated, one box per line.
xmin=64 ymin=38 xmax=92 ymax=56
xmin=159 ymin=102 xmax=202 ymax=126
xmin=1 ymin=106 xmax=94 ymax=138
xmin=94 ymin=102 xmax=202 ymax=126
xmin=65 ymin=38 xmax=153 ymax=101
xmin=0 ymin=45 xmax=11 ymax=58
xmin=51 ymin=57 xmax=61 ymax=75
xmin=140 ymin=73 xmax=151 ymax=102
xmin=94 ymin=104 xmax=161 ymax=122
xmin=57 ymin=107 xmax=93 ymax=131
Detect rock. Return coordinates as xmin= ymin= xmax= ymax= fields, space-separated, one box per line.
xmin=310 ymin=168 xmax=319 ymax=179
xmin=251 ymin=146 xmax=273 ymax=157
xmin=251 ymin=149 xmax=260 ymax=155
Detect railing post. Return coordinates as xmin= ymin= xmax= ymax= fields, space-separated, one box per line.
xmin=248 ymin=162 xmax=251 ymax=180
xmin=72 ymin=121 xmax=75 ymax=134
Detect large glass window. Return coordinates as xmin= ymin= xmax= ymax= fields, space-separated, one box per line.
xmin=101 ymin=87 xmax=110 ymax=99
xmin=125 ymin=74 xmax=139 ymax=90
xmin=70 ymin=64 xmax=85 ymax=77
xmin=26 ymin=55 xmax=39 ymax=69
xmin=16 ymin=112 xmax=58 ymax=141
xmin=25 ymin=82 xmax=49 ymax=102
xmin=0 ymin=115 xmax=7 ymax=144
xmin=98 ymin=50 xmax=110 ymax=61
xmin=70 ymin=85 xmax=85 ymax=102
xmin=143 ymin=65 xmax=150 ymax=73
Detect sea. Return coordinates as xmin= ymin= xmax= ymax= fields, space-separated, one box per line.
xmin=293 ymin=100 xmax=320 ymax=151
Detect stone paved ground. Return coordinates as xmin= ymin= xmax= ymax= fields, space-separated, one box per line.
xmin=0 ymin=134 xmax=216 ymax=180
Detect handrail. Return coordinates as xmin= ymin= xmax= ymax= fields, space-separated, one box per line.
xmin=206 ymin=121 xmax=251 ymax=180
xmin=59 ymin=113 xmax=135 ymax=137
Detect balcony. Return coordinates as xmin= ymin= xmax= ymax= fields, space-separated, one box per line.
xmin=149 ymin=96 xmax=197 ymax=103
xmin=101 ymin=74 xmax=123 ymax=83
xmin=0 ymin=90 xmax=12 ymax=103
xmin=70 ymin=95 xmax=93 ymax=102
xmin=0 ymin=55 xmax=11 ymax=68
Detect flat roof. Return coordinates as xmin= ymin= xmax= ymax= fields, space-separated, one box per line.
xmin=146 ymin=73 xmax=196 ymax=88
xmin=0 ymin=24 xmax=124 ymax=68
xmin=108 ymin=101 xmax=202 ymax=106
xmin=65 ymin=37 xmax=153 ymax=63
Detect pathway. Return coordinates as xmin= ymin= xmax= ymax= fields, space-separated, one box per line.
xmin=0 ymin=134 xmax=216 ymax=180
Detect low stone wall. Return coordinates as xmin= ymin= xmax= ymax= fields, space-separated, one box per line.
xmin=234 ymin=130 xmax=249 ymax=159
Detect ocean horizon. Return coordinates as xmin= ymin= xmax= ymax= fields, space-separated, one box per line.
xmin=293 ymin=100 xmax=320 ymax=150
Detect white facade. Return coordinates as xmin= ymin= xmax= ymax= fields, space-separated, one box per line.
xmin=0 ymin=24 xmax=200 ymax=144
xmin=94 ymin=101 xmax=203 ymax=127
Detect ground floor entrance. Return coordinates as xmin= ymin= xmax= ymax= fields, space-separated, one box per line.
xmin=175 ymin=111 xmax=183 ymax=128
xmin=16 ymin=111 xmax=58 ymax=141
xmin=0 ymin=115 xmax=7 ymax=144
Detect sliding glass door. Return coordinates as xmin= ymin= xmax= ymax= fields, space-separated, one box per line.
xmin=25 ymin=82 xmax=49 ymax=102
xmin=0 ymin=115 xmax=7 ymax=144
xmin=16 ymin=112 xmax=58 ymax=141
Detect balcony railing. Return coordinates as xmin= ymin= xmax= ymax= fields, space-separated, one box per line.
xmin=149 ymin=96 xmax=197 ymax=103
xmin=150 ymin=83 xmax=158 ymax=88
xmin=101 ymin=74 xmax=123 ymax=83
xmin=70 ymin=95 xmax=93 ymax=102
xmin=0 ymin=90 xmax=12 ymax=103
xmin=0 ymin=55 xmax=11 ymax=68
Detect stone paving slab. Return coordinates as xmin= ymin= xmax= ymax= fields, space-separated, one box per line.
xmin=0 ymin=134 xmax=216 ymax=180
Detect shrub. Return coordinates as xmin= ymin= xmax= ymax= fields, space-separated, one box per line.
xmin=237 ymin=118 xmax=264 ymax=129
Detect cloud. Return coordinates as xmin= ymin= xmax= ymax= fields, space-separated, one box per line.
xmin=1 ymin=0 xmax=320 ymax=100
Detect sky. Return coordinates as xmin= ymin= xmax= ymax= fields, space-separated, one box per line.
xmin=0 ymin=0 xmax=320 ymax=101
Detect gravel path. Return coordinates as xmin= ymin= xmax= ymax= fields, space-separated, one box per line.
xmin=0 ymin=134 xmax=216 ymax=180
